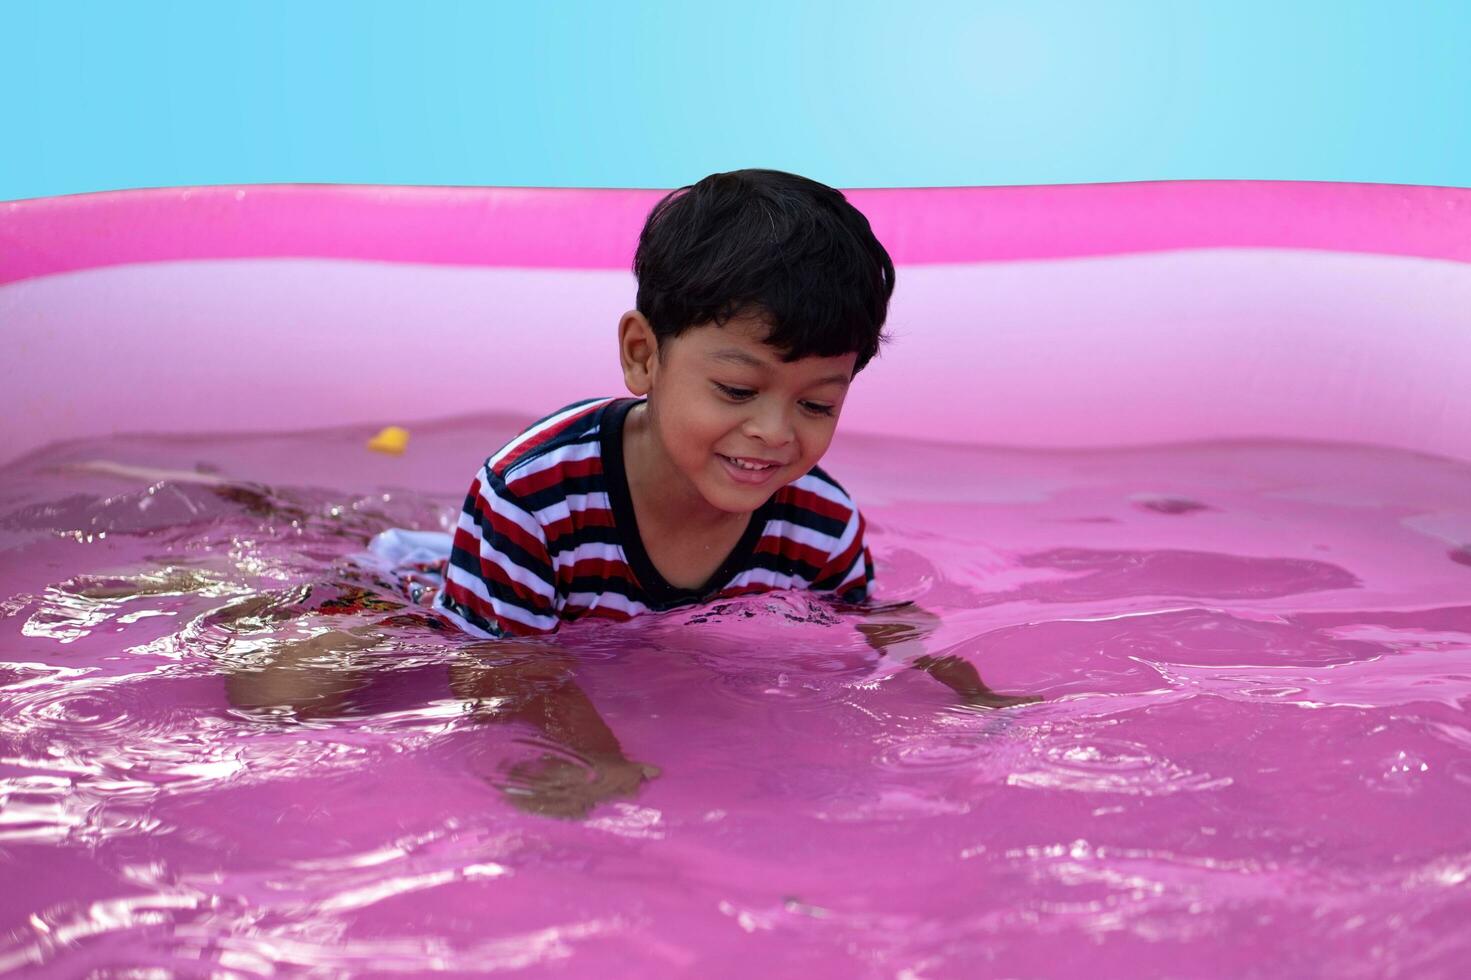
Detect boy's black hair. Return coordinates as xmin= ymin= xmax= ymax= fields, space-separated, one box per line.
xmin=633 ymin=169 xmax=895 ymax=372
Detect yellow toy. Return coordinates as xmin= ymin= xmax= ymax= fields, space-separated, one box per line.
xmin=367 ymin=425 xmax=410 ymax=455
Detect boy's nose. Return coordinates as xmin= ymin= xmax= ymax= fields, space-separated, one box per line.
xmin=744 ymin=405 xmax=795 ymax=448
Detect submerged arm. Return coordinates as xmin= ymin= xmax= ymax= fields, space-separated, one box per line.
xmin=448 ymin=641 xmax=625 ymax=755
xmin=448 ymin=640 xmax=660 ymax=818
xmin=856 ymin=601 xmax=1040 ymax=709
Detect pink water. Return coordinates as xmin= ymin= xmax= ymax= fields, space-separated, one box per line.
xmin=3 ymin=416 xmax=1470 ymax=977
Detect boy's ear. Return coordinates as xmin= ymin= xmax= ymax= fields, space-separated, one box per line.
xmin=618 ymin=311 xmax=659 ymax=396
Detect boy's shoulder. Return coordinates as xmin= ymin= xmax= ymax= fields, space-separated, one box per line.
xmin=482 ymin=397 xmax=622 ymax=483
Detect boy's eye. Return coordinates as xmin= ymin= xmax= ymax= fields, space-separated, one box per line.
xmin=714 ymin=383 xmax=756 ymax=401
xmin=713 ymin=384 xmax=836 ymax=418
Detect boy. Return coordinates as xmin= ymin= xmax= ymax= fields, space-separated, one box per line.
xmin=430 ymin=169 xmax=885 ymax=637
xmin=398 ymin=170 xmax=1028 ymax=706
xmin=231 ymin=170 xmax=1029 ymax=816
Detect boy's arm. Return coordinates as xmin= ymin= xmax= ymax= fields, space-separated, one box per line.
xmin=448 ymin=640 xmax=660 ymax=818
xmin=814 ymin=501 xmax=1036 ymax=710
xmin=856 ymin=601 xmax=1040 ymax=710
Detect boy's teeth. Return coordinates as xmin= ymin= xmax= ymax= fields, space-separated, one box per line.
xmin=725 ymin=455 xmax=773 ymax=471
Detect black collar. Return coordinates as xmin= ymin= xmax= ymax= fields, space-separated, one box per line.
xmin=599 ymin=398 xmax=772 ymax=609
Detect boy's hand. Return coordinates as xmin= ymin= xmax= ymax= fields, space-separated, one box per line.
xmin=912 ymin=654 xmax=1041 ymax=710
xmin=856 ymin=602 xmax=1040 ymax=710
xmin=959 ymin=689 xmax=1043 ymax=710
xmin=449 ymin=643 xmax=661 ymax=817
xmin=500 ymin=754 xmax=661 ymax=820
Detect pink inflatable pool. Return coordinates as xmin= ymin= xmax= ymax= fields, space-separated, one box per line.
xmin=2 ymin=182 xmax=1470 ymax=976
xmin=5 ymin=181 xmax=1471 ymax=460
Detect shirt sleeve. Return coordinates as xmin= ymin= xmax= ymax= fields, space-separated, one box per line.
xmin=434 ymin=465 xmax=560 ymax=637
xmin=811 ymin=507 xmax=874 ymax=603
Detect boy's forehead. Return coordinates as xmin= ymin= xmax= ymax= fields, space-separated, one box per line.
xmin=670 ymin=317 xmax=856 ymax=381
xmin=702 ymin=340 xmax=855 ymax=385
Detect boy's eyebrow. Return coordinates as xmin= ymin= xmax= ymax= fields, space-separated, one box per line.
xmin=709 ymin=348 xmax=852 ymax=387
xmin=709 ymin=348 xmax=767 ymax=369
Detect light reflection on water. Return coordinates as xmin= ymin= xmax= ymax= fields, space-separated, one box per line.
xmin=2 ymin=419 xmax=1471 ymax=977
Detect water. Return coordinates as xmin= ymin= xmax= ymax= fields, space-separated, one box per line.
xmin=3 ymin=415 xmax=1470 ymax=977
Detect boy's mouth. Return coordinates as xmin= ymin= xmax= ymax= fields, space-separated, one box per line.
xmin=717 ymin=453 xmax=784 ymax=484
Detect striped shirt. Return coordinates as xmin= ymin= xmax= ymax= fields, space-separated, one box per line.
xmin=435 ymin=397 xmax=873 ymax=638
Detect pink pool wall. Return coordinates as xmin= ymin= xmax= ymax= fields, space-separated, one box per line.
xmin=3 ymin=182 xmax=1471 ymax=465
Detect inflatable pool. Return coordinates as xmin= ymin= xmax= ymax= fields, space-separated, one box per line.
xmin=3 ymin=182 xmax=1471 ymax=976
xmin=5 ymin=182 xmax=1471 ymax=461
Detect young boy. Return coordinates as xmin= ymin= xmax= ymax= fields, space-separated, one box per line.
xmin=428 ymin=169 xmax=886 ymax=638
xmin=398 ymin=171 xmax=1028 ymax=713
xmin=105 ymin=169 xmax=1026 ymax=816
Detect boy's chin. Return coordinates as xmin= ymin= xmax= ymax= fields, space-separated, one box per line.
xmin=698 ymin=488 xmax=769 ymax=517
xmin=696 ymin=476 xmax=776 ymax=517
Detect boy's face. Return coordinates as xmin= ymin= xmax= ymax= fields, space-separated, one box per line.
xmin=621 ymin=313 xmax=857 ymax=517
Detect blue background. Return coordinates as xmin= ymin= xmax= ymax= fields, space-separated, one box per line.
xmin=5 ymin=1 xmax=1468 ymax=201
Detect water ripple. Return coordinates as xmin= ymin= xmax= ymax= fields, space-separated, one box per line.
xmin=1004 ymin=738 xmax=1232 ymax=796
